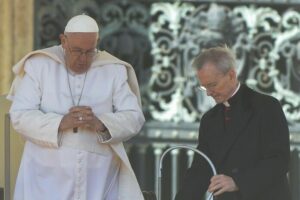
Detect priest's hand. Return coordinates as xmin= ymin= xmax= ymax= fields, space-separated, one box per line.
xmin=208 ymin=174 xmax=239 ymax=196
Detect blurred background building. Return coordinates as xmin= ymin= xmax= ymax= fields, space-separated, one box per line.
xmin=1 ymin=0 xmax=300 ymax=199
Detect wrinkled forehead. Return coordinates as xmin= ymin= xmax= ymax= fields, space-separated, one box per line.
xmin=65 ymin=32 xmax=99 ymax=39
xmin=64 ymin=32 xmax=99 ymax=50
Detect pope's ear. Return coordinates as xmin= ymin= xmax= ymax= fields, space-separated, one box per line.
xmin=59 ymin=34 xmax=67 ymax=47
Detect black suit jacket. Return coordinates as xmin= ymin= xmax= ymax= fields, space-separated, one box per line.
xmin=175 ymin=84 xmax=291 ymax=200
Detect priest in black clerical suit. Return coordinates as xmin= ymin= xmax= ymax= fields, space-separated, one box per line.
xmin=175 ymin=47 xmax=291 ymax=200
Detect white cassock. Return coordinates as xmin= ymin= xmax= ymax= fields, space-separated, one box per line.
xmin=9 ymin=46 xmax=145 ymax=200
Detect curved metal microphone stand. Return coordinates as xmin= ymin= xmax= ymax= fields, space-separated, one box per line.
xmin=157 ymin=145 xmax=217 ymax=200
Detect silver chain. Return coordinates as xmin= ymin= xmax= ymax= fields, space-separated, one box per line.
xmin=66 ymin=68 xmax=88 ymax=107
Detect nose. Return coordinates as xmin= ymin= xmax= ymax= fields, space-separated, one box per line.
xmin=78 ymin=53 xmax=88 ymax=62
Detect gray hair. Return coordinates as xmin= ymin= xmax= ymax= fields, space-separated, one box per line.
xmin=192 ymin=46 xmax=236 ymax=74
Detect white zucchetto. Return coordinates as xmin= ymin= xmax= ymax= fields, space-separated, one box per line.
xmin=64 ymin=14 xmax=99 ymax=33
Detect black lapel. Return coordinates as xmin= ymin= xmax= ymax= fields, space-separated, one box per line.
xmin=215 ymin=85 xmax=253 ymax=165
xmin=218 ymin=104 xmax=253 ymax=164
xmin=204 ymin=104 xmax=226 ymax=163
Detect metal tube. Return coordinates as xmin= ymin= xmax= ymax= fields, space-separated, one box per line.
xmin=157 ymin=145 xmax=217 ymax=200
xmin=154 ymin=147 xmax=163 ymax=199
xmin=171 ymin=149 xmax=179 ymax=199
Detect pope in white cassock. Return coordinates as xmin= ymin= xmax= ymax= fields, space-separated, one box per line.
xmin=8 ymin=14 xmax=145 ymax=200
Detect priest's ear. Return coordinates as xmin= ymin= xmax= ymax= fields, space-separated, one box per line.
xmin=228 ymin=68 xmax=238 ymax=81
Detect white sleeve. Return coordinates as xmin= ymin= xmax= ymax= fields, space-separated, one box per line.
xmin=9 ymin=59 xmax=63 ymax=148
xmin=97 ymin=65 xmax=145 ymax=143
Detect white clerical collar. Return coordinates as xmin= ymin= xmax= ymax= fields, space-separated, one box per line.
xmin=223 ymin=83 xmax=240 ymax=107
xmin=223 ymin=101 xmax=230 ymax=107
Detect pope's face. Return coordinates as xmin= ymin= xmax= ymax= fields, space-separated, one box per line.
xmin=60 ymin=32 xmax=98 ymax=74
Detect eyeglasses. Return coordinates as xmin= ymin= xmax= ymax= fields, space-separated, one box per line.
xmin=68 ymin=48 xmax=98 ymax=58
xmin=65 ymin=36 xmax=98 ymax=59
xmin=198 ymin=73 xmax=228 ymax=92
